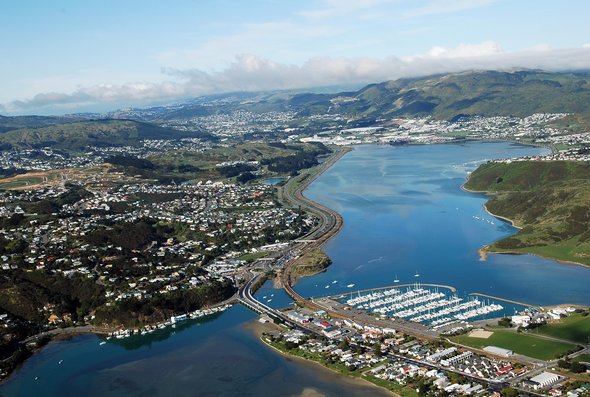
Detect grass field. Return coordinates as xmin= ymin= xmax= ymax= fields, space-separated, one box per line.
xmin=238 ymin=251 xmax=271 ymax=262
xmin=451 ymin=330 xmax=573 ymax=361
xmin=573 ymin=354 xmax=590 ymax=363
xmin=537 ymin=313 xmax=590 ymax=345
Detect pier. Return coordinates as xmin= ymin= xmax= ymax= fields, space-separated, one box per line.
xmin=468 ymin=293 xmax=537 ymax=309
xmin=331 ymin=283 xmax=508 ymax=332
xmin=328 ymin=283 xmax=458 ymax=298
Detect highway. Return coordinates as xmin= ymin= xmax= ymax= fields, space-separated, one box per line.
xmin=237 ymin=271 xmax=324 ymax=336
xmin=278 ymin=147 xmax=346 ymax=301
xmin=237 ymin=272 xmax=281 ymax=321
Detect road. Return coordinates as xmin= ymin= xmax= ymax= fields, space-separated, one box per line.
xmin=278 ymin=147 xmax=346 ymax=301
xmin=238 ymin=271 xmax=330 ymax=336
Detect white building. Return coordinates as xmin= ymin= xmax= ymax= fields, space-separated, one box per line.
xmin=530 ymin=372 xmax=560 ymax=390
xmin=483 ymin=346 xmax=513 ymax=356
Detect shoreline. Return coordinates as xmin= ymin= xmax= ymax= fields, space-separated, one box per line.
xmin=460 ymin=182 xmax=522 ymax=230
xmin=0 ymin=300 xmax=236 ymax=383
xmin=279 ymin=146 xmax=350 ymax=297
xmin=462 ymin=174 xmax=590 ymax=269
xmin=482 ymin=247 xmax=590 ymax=269
xmin=0 ymin=148 xmax=350 ymax=385
xmin=245 ymin=320 xmax=399 ymax=397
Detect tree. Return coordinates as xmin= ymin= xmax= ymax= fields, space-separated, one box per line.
xmin=558 ymin=358 xmax=571 ymax=369
xmin=417 ymin=379 xmax=431 ymax=395
xmin=500 ymin=387 xmax=519 ymax=397
xmin=569 ymin=361 xmax=586 ymax=373
xmin=285 ymin=341 xmax=298 ymax=350
xmin=339 ymin=338 xmax=349 ymax=350
xmin=447 ymin=372 xmax=465 ymax=384
xmin=373 ymin=342 xmax=383 ymax=357
xmin=5 ymin=239 xmax=28 ymax=254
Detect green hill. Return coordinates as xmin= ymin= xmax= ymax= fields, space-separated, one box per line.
xmin=328 ymin=70 xmax=590 ymax=120
xmin=465 ymin=161 xmax=590 ymax=265
xmin=0 ymin=114 xmax=89 ymax=133
xmin=0 ymin=119 xmax=210 ymax=149
xmin=125 ymin=70 xmax=590 ymax=122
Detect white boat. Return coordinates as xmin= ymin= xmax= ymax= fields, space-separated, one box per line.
xmin=99 ymin=341 xmax=106 ymax=346
xmin=394 ymin=275 xmax=399 ymax=283
xmin=347 ymin=284 xmax=355 ymax=288
xmin=332 ymin=280 xmax=338 ymax=284
xmin=325 ymin=285 xmax=330 ymax=289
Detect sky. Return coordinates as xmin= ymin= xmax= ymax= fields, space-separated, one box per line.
xmin=1 ymin=0 xmax=590 ymax=115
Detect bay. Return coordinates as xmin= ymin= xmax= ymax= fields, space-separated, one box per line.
xmin=0 ymin=305 xmax=390 ymax=397
xmin=299 ymin=142 xmax=590 ymax=306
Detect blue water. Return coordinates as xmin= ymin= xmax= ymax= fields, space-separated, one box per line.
xmin=3 ymin=141 xmax=589 ymax=396
xmin=0 ymin=306 xmax=390 ymax=397
xmin=254 ymin=279 xmax=294 ymax=310
xmin=298 ymin=142 xmax=590 ymax=306
xmin=262 ymin=177 xmax=287 ymax=185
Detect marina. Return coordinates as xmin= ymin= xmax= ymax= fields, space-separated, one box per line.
xmin=333 ymin=283 xmax=519 ymax=332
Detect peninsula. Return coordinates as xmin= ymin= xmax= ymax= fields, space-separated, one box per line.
xmin=464 ymin=160 xmax=590 ymax=266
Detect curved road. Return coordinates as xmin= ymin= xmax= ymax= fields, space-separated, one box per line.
xmin=278 ymin=147 xmax=348 ymax=299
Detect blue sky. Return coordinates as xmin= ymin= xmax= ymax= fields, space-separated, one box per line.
xmin=2 ymin=0 xmax=590 ymax=114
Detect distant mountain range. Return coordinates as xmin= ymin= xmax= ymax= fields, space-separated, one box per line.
xmin=1 ymin=70 xmax=589 ymax=148
xmin=0 ymin=114 xmax=89 ymax=133
xmin=112 ymin=69 xmax=590 ymax=121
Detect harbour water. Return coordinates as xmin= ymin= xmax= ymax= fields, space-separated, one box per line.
xmin=299 ymin=142 xmax=590 ymax=306
xmin=0 ymin=305 xmax=391 ymax=397
xmin=3 ymin=141 xmax=589 ymax=396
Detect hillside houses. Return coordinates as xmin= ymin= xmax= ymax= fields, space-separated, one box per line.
xmin=0 ymin=179 xmax=312 ymax=320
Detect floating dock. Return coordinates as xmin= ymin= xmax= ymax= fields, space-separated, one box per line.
xmin=331 ymin=283 xmax=521 ymax=332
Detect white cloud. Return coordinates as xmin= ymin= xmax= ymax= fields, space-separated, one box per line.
xmin=3 ymin=43 xmax=590 ymax=114
xmin=410 ymin=41 xmax=504 ymax=59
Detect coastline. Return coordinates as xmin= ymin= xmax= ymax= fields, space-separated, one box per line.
xmin=462 ymin=178 xmax=590 ymax=269
xmin=482 ymin=247 xmax=590 ymax=269
xmin=245 ymin=320 xmax=399 ymax=397
xmin=0 ymin=324 xmax=114 ymax=384
xmin=0 ymin=299 xmax=236 ymax=383
xmin=481 ymin=202 xmax=521 ymax=229
xmin=279 ymin=146 xmax=350 ymax=297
